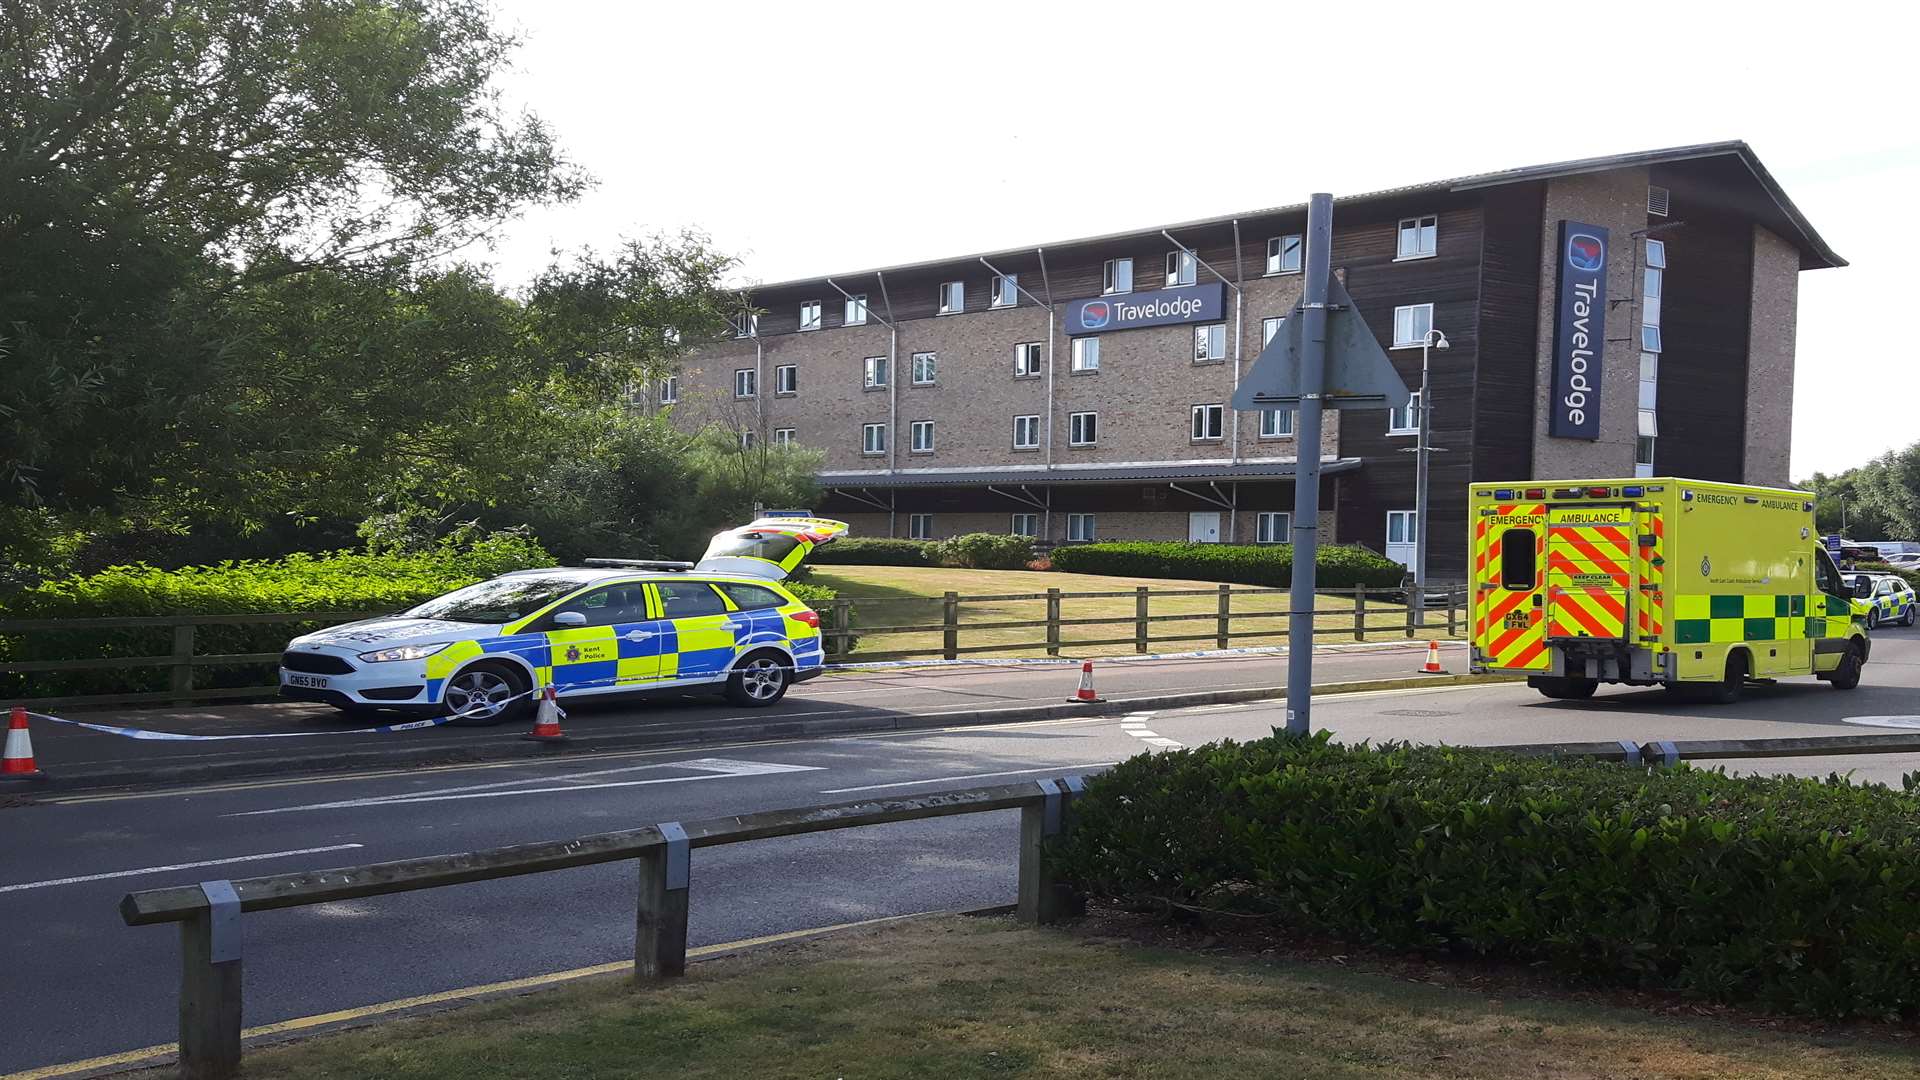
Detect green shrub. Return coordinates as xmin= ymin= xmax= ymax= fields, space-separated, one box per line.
xmin=809 ymin=537 xmax=933 ymax=567
xmin=929 ymin=532 xmax=1033 ymax=571
xmin=1050 ymin=542 xmax=1402 ymax=589
xmin=0 ymin=535 xmax=552 ymax=699
xmin=1051 ymin=734 xmax=1920 ymax=1020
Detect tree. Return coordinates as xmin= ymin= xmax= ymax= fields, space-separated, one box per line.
xmin=0 ymin=0 xmax=584 ymax=516
xmin=1853 ymin=443 xmax=1920 ymax=541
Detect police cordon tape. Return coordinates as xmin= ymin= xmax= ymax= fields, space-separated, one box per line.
xmin=12 ymin=640 xmax=1459 ymax=745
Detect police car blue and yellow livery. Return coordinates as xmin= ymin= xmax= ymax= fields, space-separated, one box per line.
xmin=278 ymin=518 xmax=848 ymax=723
xmin=1847 ymin=572 xmax=1917 ymax=629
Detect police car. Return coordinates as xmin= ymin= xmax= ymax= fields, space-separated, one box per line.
xmin=1847 ymin=572 xmax=1917 ymax=629
xmin=278 ymin=518 xmax=848 ymax=723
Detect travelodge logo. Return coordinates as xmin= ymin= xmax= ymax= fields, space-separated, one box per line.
xmin=1566 ymin=233 xmax=1605 ymax=272
xmin=1081 ymin=300 xmax=1110 ymax=329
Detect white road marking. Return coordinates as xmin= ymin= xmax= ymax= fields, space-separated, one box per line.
xmin=1126 ymin=729 xmax=1161 ymax=739
xmin=231 ymin=758 xmax=822 ymax=816
xmin=1142 ymin=738 xmax=1182 ymax=748
xmin=0 ymin=844 xmax=365 ymax=895
xmin=821 ymin=762 xmax=1116 ymax=795
xmin=1841 ymin=716 xmax=1920 ymax=729
xmin=1117 ymin=710 xmax=1182 ymax=750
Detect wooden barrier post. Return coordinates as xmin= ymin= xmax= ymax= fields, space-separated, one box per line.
xmin=179 ymin=882 xmax=242 ymax=1080
xmin=635 ymin=824 xmax=690 ymax=980
xmin=1017 ymin=780 xmax=1071 ymax=925
xmin=1352 ymin=588 xmax=1366 ymax=641
xmin=942 ymin=592 xmax=960 ymax=661
xmin=1216 ymin=584 xmax=1230 ymax=650
xmin=1045 ymin=589 xmax=1062 ymax=657
xmin=1134 ymin=587 xmax=1149 ymax=653
xmin=171 ymin=624 xmax=197 ymax=706
xmin=831 ymin=599 xmax=852 ymax=656
xmin=1446 ymin=586 xmax=1459 ymax=637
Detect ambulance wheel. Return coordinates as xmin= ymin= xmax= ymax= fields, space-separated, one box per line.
xmin=1535 ymin=677 xmax=1598 ymax=700
xmin=725 ymin=651 xmax=791 ymax=707
xmin=1827 ymin=645 xmax=1863 ymax=691
xmin=1704 ymin=653 xmax=1747 ymax=705
xmin=444 ymin=663 xmax=531 ymax=726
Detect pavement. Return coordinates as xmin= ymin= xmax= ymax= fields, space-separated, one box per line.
xmin=3 ymin=627 xmax=1915 ymax=1077
xmin=13 ymin=639 xmax=1461 ymax=790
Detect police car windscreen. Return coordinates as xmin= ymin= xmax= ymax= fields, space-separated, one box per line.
xmin=703 ymin=532 xmax=801 ymax=563
xmin=405 ymin=573 xmax=598 ymax=624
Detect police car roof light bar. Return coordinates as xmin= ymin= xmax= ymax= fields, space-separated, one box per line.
xmin=582 ymin=558 xmax=695 ymax=572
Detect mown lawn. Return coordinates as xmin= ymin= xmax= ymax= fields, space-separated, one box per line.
xmin=807 ymin=565 xmax=1454 ymax=658
xmin=225 ymin=916 xmax=1920 ymax=1080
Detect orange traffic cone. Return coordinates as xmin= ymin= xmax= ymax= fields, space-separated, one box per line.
xmin=522 ymin=685 xmax=569 ymax=743
xmin=1066 ymin=660 xmax=1105 ymax=704
xmin=1420 ymin=640 xmax=1447 ymax=675
xmin=3 ymin=706 xmax=45 ymax=781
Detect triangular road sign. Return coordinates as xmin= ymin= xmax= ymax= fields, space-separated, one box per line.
xmin=1232 ymin=277 xmax=1411 ymax=412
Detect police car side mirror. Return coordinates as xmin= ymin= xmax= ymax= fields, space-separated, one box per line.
xmin=552 ymin=610 xmax=588 ymax=628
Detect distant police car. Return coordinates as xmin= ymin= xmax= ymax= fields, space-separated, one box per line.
xmin=1848 ymin=572 xmax=1917 ymax=630
xmin=279 ymin=518 xmax=849 ymax=723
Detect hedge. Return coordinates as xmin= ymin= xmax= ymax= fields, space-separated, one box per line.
xmin=1050 ymin=734 xmax=1920 ymax=1020
xmin=1050 ymin=542 xmax=1402 ymax=589
xmin=1 ymin=536 xmax=848 ymax=696
xmin=808 ymin=537 xmax=934 ymax=567
xmin=929 ymin=533 xmax=1033 ymax=570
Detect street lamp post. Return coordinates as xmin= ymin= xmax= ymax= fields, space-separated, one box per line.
xmin=1411 ymin=328 xmax=1449 ymax=626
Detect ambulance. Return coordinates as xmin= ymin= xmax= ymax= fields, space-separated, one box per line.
xmin=1468 ymin=479 xmax=1870 ymax=703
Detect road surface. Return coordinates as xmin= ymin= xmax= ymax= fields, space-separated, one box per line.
xmin=3 ymin=628 xmax=1914 ymax=1075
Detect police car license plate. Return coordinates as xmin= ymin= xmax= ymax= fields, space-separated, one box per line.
xmin=286 ymin=674 xmax=329 ymax=689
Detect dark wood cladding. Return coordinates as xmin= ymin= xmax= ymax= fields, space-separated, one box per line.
xmin=1472 ymin=182 xmax=1546 ymax=483
xmin=1654 ymin=200 xmax=1752 ymax=483
xmin=1333 ymin=198 xmax=1486 ymax=576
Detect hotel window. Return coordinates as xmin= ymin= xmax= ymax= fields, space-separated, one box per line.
xmin=1256 ymin=511 xmax=1291 ymax=544
xmin=862 ymin=423 xmax=887 ymax=455
xmin=739 ymin=430 xmax=756 ymax=450
xmin=911 ymin=351 xmax=938 ymax=385
xmin=659 ymin=375 xmax=679 ymax=405
xmin=863 ymin=355 xmax=888 ymax=389
xmin=1068 ymin=411 xmax=1098 ymax=447
xmin=1262 ymin=316 xmax=1285 ymax=347
xmin=733 ymin=368 xmax=757 ymax=399
xmin=1388 ymin=390 xmax=1420 ymax=435
xmin=938 ymin=280 xmax=965 ymax=314
xmin=910 ymin=420 xmax=935 ymax=453
xmin=909 ymin=514 xmax=933 ymax=540
xmin=1165 ymin=249 xmax=1197 ymax=287
xmin=733 ymin=313 xmax=758 ymax=339
xmin=773 ymin=427 xmax=796 ymax=447
xmin=1013 ymin=414 xmax=1041 ymax=449
xmin=1014 ymin=341 xmax=1043 ymax=378
xmin=1392 ymin=303 xmax=1434 ymax=348
xmin=1010 ymin=513 xmax=1039 ymax=538
xmin=1193 ymin=322 xmax=1227 ymax=363
xmin=775 ymin=364 xmax=798 ymax=395
xmin=1397 ymin=215 xmax=1438 ymax=260
xmin=1066 ymin=513 xmax=1097 ymax=542
xmin=844 ymin=294 xmax=868 ymax=325
xmin=991 ymin=274 xmax=1018 ymax=308
xmin=1636 ymin=435 xmax=1657 ymax=477
xmin=1641 ymin=238 xmax=1665 ymax=353
xmin=1191 ymin=403 xmax=1225 ymax=441
xmin=1266 ymin=234 xmax=1303 ymax=275
xmin=1259 ymin=408 xmax=1294 ymax=438
xmin=1102 ymin=257 xmax=1133 ymax=295
xmin=798 ymin=301 xmax=821 ymax=331
xmin=1071 ymin=336 xmax=1100 ymax=373
xmin=1639 ymin=352 xmax=1659 ymax=410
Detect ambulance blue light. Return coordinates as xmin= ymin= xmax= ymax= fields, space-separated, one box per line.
xmin=1494 ymin=489 xmax=1514 ymax=499
xmin=1622 ymin=486 xmax=1645 ymax=497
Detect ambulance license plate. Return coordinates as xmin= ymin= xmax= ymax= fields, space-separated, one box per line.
xmin=286 ymin=674 xmax=329 ymax=689
xmin=1503 ymin=611 xmax=1531 ymax=630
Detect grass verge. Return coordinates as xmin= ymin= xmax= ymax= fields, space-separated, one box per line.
xmin=808 ymin=566 xmax=1450 ymax=659
xmin=219 ymin=916 xmax=1919 ymax=1080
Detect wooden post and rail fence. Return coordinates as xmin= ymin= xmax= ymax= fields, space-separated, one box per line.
xmin=0 ymin=584 xmax=1470 ymax=709
xmin=115 ymin=727 xmax=1920 ymax=1079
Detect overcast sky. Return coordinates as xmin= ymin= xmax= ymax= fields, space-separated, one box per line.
xmin=484 ymin=0 xmax=1914 ymax=478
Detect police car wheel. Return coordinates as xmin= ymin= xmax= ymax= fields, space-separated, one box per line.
xmin=725 ymin=652 xmax=790 ymax=707
xmin=1866 ymin=609 xmax=1880 ymax=630
xmin=444 ymin=664 xmax=531 ymax=726
xmin=1905 ymin=608 xmax=1916 ymax=627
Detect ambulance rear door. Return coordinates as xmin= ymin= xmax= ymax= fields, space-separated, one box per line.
xmin=1545 ymin=504 xmax=1638 ymax=641
xmin=1472 ymin=501 xmax=1549 ymax=670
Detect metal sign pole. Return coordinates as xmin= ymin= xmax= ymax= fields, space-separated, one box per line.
xmin=1286 ymin=193 xmax=1334 ymax=737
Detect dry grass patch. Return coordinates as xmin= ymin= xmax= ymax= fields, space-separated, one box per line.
xmin=809 ymin=566 xmax=1449 ymax=659
xmin=226 ymin=916 xmax=1920 ymax=1080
